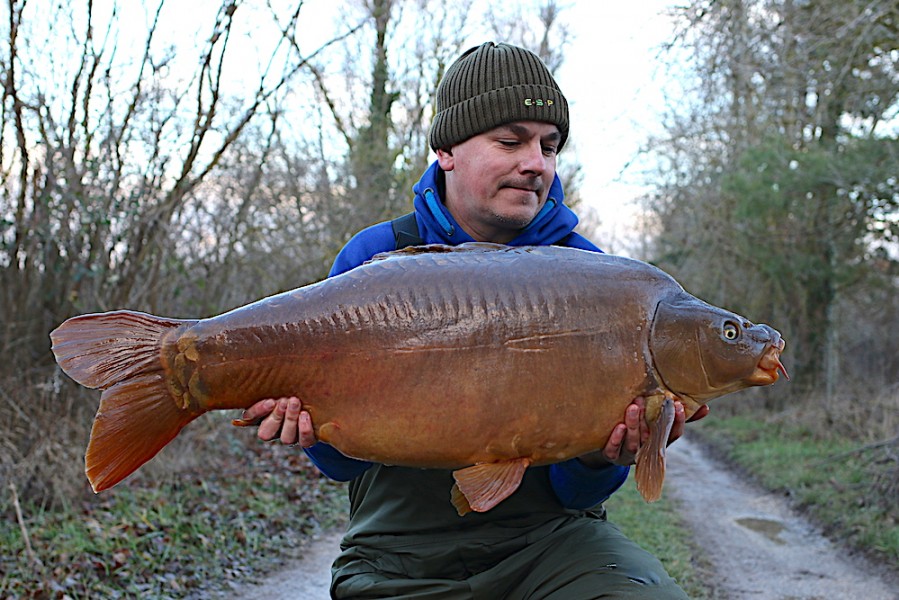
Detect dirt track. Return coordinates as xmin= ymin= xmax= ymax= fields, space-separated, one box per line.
xmin=231 ymin=527 xmax=341 ymax=599
xmin=666 ymin=437 xmax=896 ymax=599
xmin=234 ymin=436 xmax=898 ymax=599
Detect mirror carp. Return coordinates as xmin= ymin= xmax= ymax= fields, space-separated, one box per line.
xmin=51 ymin=243 xmax=787 ymax=514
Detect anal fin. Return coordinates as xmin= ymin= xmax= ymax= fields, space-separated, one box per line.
xmin=634 ymin=396 xmax=676 ymax=502
xmin=451 ymin=458 xmax=530 ymax=516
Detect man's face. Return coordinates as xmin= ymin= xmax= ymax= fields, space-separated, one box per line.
xmin=437 ymin=121 xmax=560 ymax=244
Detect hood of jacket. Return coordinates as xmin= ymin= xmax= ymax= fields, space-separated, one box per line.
xmin=411 ymin=161 xmax=580 ymax=247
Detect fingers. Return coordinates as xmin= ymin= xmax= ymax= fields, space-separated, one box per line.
xmin=252 ymin=396 xmax=316 ymax=447
xmin=257 ymin=398 xmax=289 ymax=441
xmin=279 ymin=397 xmax=303 ymax=445
xmin=667 ymin=402 xmax=710 ymax=446
xmin=668 ymin=401 xmax=686 ymax=444
xmin=603 ymin=423 xmax=627 ymax=463
xmin=278 ymin=397 xmax=317 ymax=447
xmin=687 ymin=404 xmax=710 ymax=422
xmin=623 ymin=397 xmax=645 ymax=456
xmin=601 ymin=399 xmax=709 ymax=466
xmin=299 ymin=411 xmax=316 ymax=447
xmin=232 ymin=398 xmax=277 ymax=427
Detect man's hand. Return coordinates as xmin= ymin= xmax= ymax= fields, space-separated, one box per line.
xmin=237 ymin=397 xmax=316 ymax=447
xmin=579 ymin=397 xmax=710 ymax=468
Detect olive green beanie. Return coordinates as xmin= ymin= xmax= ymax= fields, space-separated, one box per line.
xmin=429 ymin=42 xmax=569 ymax=151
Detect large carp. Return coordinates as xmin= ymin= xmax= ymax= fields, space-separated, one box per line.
xmin=51 ymin=244 xmax=786 ymax=514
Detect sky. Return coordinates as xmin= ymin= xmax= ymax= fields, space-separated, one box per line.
xmin=238 ymin=0 xmax=683 ymax=254
xmin=557 ymin=2 xmax=679 ymax=253
xmin=82 ymin=0 xmax=682 ymax=254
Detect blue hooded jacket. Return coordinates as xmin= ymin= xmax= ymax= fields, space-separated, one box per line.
xmin=304 ymin=160 xmax=629 ymax=510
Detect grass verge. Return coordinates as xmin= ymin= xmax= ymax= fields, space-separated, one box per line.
xmin=604 ymin=477 xmax=713 ymax=599
xmin=1 ymin=438 xmax=347 ymax=599
xmin=14 ymin=411 xmax=893 ymax=598
xmin=691 ymin=415 xmax=899 ymax=571
xmin=4 ymin=465 xmax=710 ymax=599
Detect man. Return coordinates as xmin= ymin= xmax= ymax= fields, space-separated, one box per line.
xmin=240 ymin=42 xmax=708 ymax=599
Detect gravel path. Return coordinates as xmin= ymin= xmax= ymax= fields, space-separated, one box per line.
xmin=666 ymin=436 xmax=897 ymax=599
xmin=231 ymin=528 xmax=341 ymax=599
xmin=233 ymin=437 xmax=897 ymax=599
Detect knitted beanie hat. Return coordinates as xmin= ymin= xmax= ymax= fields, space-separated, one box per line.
xmin=429 ymin=42 xmax=569 ymax=151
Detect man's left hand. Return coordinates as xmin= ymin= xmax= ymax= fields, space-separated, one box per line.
xmin=579 ymin=397 xmax=709 ymax=468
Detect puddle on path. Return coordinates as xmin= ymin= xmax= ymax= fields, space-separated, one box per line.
xmin=735 ymin=517 xmax=786 ymax=545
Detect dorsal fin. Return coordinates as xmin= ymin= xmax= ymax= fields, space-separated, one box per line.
xmin=368 ymin=242 xmax=513 ymax=263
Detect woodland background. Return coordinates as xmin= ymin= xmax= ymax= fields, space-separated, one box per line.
xmin=2 ymin=0 xmax=897 ymax=513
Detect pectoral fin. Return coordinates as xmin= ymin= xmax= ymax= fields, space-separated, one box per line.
xmin=634 ymin=396 xmax=676 ymax=502
xmin=451 ymin=458 xmax=531 ymax=516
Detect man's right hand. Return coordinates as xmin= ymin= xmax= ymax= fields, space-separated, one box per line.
xmin=236 ymin=397 xmax=316 ymax=447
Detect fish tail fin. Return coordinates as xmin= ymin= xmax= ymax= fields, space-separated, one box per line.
xmin=635 ymin=396 xmax=676 ymax=502
xmin=50 ymin=311 xmax=199 ymax=492
xmin=50 ymin=310 xmax=189 ymax=389
xmin=87 ymin=373 xmax=200 ymax=491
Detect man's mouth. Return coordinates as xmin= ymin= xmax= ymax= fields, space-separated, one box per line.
xmin=501 ymin=180 xmax=542 ymax=195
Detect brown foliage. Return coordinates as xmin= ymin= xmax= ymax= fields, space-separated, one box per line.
xmin=1 ymin=0 xmax=579 ymax=506
xmin=0 ymin=1 xmax=356 ymax=505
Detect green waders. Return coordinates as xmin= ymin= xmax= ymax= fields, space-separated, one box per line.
xmin=330 ymin=465 xmax=689 ymax=599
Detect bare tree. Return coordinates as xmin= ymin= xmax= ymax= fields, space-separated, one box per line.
xmin=0 ymin=0 xmax=357 ymax=503
xmin=0 ymin=0 xmax=580 ymax=504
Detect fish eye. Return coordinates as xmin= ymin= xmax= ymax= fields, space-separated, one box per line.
xmin=723 ymin=322 xmax=740 ymax=340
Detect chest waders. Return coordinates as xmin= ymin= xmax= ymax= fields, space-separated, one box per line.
xmin=329 ymin=213 xmax=688 ymax=599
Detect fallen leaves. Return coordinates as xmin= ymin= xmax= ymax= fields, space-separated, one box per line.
xmin=1 ymin=433 xmax=346 ymax=599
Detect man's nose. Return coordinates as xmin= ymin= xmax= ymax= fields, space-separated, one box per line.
xmin=518 ymin=141 xmax=548 ymax=173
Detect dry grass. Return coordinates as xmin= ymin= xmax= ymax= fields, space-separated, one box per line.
xmin=0 ymin=367 xmax=94 ymax=509
xmin=710 ymin=378 xmax=898 ymax=444
xmin=767 ymin=384 xmax=899 ymax=446
xmin=0 ymin=363 xmax=245 ymax=513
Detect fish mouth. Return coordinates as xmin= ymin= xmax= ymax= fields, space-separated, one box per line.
xmin=749 ymin=338 xmax=789 ymax=384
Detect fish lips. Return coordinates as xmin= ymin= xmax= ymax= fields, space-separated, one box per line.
xmin=748 ymin=334 xmax=788 ymax=385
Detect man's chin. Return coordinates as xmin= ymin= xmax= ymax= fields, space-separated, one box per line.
xmin=489 ymin=208 xmax=541 ymax=231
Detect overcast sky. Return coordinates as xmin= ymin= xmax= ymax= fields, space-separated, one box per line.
xmin=557 ymin=2 xmax=677 ymax=252
xmin=86 ymin=0 xmax=680 ymax=253
xmin=279 ymin=0 xmax=681 ymax=252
